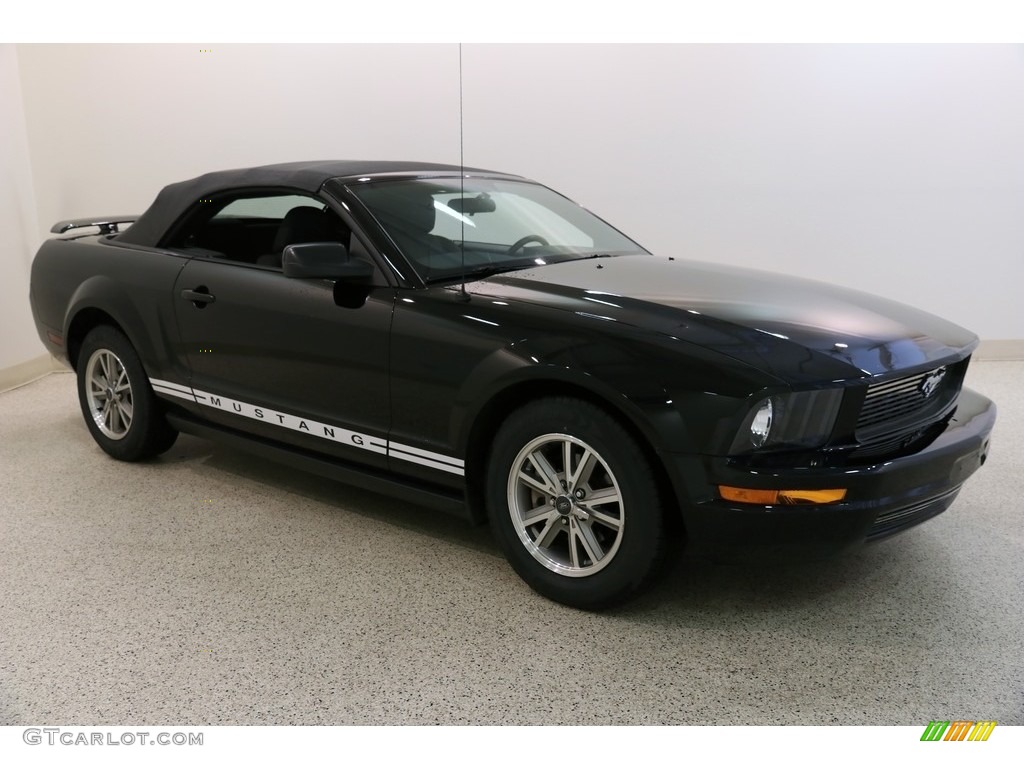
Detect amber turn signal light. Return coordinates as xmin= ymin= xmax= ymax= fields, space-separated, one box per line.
xmin=718 ymin=486 xmax=847 ymax=505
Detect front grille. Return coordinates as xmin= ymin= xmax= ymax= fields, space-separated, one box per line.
xmin=849 ymin=359 xmax=968 ymax=462
xmin=858 ymin=365 xmax=952 ymax=430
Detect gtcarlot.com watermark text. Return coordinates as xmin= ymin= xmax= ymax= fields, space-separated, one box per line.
xmin=23 ymin=728 xmax=203 ymax=747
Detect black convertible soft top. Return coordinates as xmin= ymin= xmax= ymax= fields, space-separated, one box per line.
xmin=116 ymin=160 xmax=496 ymax=247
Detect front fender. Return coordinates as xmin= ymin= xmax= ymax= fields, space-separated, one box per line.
xmin=451 ymin=327 xmax=773 ymax=456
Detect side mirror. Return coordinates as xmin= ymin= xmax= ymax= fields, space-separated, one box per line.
xmin=282 ymin=242 xmax=374 ymax=282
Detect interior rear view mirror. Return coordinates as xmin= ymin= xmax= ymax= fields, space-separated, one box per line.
xmin=447 ymin=194 xmax=496 ymax=215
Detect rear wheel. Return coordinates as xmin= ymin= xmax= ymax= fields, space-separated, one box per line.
xmin=77 ymin=326 xmax=178 ymax=461
xmin=486 ymin=397 xmax=668 ymax=609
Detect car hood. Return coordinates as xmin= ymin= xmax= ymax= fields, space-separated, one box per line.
xmin=469 ymin=254 xmax=978 ymax=382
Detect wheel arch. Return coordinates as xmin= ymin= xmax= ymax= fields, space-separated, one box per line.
xmin=64 ymin=276 xmax=152 ymax=372
xmin=66 ymin=306 xmax=123 ymax=370
xmin=461 ymin=376 xmax=683 ymax=531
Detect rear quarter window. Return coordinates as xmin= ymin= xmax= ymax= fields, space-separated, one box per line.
xmin=213 ymin=195 xmax=323 ymax=219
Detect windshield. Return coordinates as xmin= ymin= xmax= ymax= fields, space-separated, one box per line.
xmin=345 ymin=177 xmax=646 ymax=282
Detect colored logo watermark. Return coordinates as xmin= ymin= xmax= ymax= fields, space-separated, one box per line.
xmin=921 ymin=720 xmax=996 ymax=741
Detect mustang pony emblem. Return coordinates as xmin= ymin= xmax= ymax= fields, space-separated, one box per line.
xmin=921 ymin=366 xmax=947 ymax=398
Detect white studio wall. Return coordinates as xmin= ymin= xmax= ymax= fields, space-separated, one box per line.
xmin=16 ymin=44 xmax=462 ymax=243
xmin=4 ymin=44 xmax=1022 ymax=378
xmin=462 ymin=44 xmax=1024 ymax=344
xmin=0 ymin=45 xmax=47 ymax=384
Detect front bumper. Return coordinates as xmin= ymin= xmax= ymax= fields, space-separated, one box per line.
xmin=670 ymin=387 xmax=996 ymax=561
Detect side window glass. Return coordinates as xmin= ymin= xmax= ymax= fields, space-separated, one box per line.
xmin=213 ymin=195 xmax=323 ymax=221
xmin=167 ymin=192 xmax=350 ymax=268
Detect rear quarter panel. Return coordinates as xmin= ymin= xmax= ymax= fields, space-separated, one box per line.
xmin=30 ymin=237 xmax=190 ymax=385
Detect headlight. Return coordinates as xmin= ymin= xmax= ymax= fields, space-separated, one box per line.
xmin=749 ymin=399 xmax=773 ymax=447
xmin=730 ymin=389 xmax=843 ymax=454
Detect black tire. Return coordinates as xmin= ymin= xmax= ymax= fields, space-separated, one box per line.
xmin=486 ymin=397 xmax=668 ymax=609
xmin=76 ymin=325 xmax=178 ymax=461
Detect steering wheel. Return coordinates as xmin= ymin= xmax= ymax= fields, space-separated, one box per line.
xmin=507 ymin=234 xmax=550 ymax=255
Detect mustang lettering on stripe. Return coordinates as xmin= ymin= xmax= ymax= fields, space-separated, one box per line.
xmin=149 ymin=377 xmax=463 ymax=474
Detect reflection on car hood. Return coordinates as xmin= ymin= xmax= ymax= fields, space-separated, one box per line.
xmin=469 ymin=254 xmax=978 ymax=380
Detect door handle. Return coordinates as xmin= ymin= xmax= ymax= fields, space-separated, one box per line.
xmin=181 ymin=287 xmax=216 ymax=308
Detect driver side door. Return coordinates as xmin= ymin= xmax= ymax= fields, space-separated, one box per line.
xmin=166 ymin=190 xmax=394 ymax=468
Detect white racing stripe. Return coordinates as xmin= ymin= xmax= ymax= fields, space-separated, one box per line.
xmin=389 ymin=441 xmax=465 ymax=475
xmin=150 ymin=377 xmax=464 ymax=474
xmin=150 ymin=378 xmax=197 ymax=403
xmin=189 ymin=385 xmax=387 ymax=455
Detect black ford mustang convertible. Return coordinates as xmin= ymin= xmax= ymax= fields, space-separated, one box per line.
xmin=29 ymin=161 xmax=995 ymax=608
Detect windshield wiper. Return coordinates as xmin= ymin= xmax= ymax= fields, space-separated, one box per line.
xmin=563 ymin=251 xmax=638 ymax=261
xmin=428 ymin=262 xmax=536 ymax=283
xmin=425 ymin=251 xmax=636 ymax=284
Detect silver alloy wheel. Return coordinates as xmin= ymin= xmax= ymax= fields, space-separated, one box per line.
xmin=84 ymin=348 xmax=133 ymax=440
xmin=506 ymin=433 xmax=625 ymax=577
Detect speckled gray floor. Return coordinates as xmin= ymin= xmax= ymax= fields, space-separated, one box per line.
xmin=0 ymin=363 xmax=1020 ymax=725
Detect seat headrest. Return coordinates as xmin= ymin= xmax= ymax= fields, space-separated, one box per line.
xmin=272 ymin=206 xmax=338 ymax=253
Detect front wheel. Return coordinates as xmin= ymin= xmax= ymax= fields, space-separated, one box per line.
xmin=486 ymin=398 xmax=669 ymax=609
xmin=77 ymin=325 xmax=178 ymax=461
